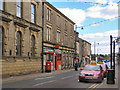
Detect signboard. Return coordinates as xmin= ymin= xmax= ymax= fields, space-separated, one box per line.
xmin=43 ymin=48 xmax=53 ymax=53
xmin=55 ymin=49 xmax=62 ymax=53
xmin=55 ymin=45 xmax=59 ymax=49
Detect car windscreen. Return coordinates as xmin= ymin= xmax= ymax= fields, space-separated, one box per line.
xmin=83 ymin=65 xmax=100 ymax=71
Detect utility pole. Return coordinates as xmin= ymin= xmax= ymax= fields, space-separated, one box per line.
xmin=113 ymin=41 xmax=115 ymax=70
xmin=74 ymin=25 xmax=77 ymax=67
xmin=110 ymin=35 xmax=113 ymax=69
xmin=94 ymin=42 xmax=96 ymax=61
xmin=113 ymin=41 xmax=115 ymax=78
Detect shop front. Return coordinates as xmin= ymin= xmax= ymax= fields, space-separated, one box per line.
xmin=55 ymin=49 xmax=62 ymax=70
xmin=43 ymin=47 xmax=54 ymax=71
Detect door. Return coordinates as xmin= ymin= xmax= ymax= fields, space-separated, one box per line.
xmin=55 ymin=54 xmax=62 ymax=70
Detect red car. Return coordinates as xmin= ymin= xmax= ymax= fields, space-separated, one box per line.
xmin=79 ymin=64 xmax=104 ymax=83
xmin=97 ymin=64 xmax=108 ymax=77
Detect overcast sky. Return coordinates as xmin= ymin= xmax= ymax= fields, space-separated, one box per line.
xmin=47 ymin=0 xmax=119 ymax=55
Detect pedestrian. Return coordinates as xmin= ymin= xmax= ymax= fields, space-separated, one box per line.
xmin=75 ymin=61 xmax=78 ymax=71
xmin=79 ymin=60 xmax=82 ymax=67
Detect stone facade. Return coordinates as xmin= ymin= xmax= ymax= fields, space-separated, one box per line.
xmin=82 ymin=40 xmax=91 ymax=65
xmin=0 ymin=1 xmax=43 ymax=77
xmin=74 ymin=31 xmax=91 ymax=67
xmin=42 ymin=2 xmax=75 ymax=71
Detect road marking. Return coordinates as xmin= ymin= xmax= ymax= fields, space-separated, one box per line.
xmin=35 ymin=76 xmax=55 ymax=80
xmin=86 ymin=83 xmax=100 ymax=90
xmin=61 ymin=76 xmax=73 ymax=80
xmin=88 ymin=84 xmax=96 ymax=88
xmin=33 ymin=80 xmax=56 ymax=87
xmin=92 ymin=84 xmax=99 ymax=89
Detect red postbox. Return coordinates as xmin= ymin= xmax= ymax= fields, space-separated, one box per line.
xmin=46 ymin=61 xmax=51 ymax=72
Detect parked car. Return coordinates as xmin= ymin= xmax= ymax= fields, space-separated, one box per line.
xmin=79 ymin=64 xmax=104 ymax=83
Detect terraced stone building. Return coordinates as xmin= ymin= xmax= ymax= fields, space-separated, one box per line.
xmin=0 ymin=0 xmax=43 ymax=77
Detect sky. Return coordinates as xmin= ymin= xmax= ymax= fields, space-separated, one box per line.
xmin=47 ymin=0 xmax=120 ymax=55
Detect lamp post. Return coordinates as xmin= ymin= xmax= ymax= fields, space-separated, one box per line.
xmin=107 ymin=35 xmax=118 ymax=84
xmin=74 ymin=25 xmax=83 ymax=67
xmin=94 ymin=42 xmax=99 ymax=61
xmin=96 ymin=43 xmax=99 ymax=62
xmin=94 ymin=42 xmax=96 ymax=61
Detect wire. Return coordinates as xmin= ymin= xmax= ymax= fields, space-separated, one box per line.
xmin=76 ymin=1 xmax=120 ymax=6
xmin=77 ymin=16 xmax=120 ymax=29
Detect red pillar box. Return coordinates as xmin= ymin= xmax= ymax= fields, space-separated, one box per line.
xmin=46 ymin=61 xmax=51 ymax=72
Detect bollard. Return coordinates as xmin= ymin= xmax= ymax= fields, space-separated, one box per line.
xmin=107 ymin=69 xmax=115 ymax=84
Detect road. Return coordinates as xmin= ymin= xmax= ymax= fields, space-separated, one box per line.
xmin=2 ymin=69 xmax=110 ymax=89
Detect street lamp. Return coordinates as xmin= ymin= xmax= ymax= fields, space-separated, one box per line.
xmin=96 ymin=43 xmax=99 ymax=62
xmin=74 ymin=25 xmax=84 ymax=66
xmin=93 ymin=42 xmax=99 ymax=61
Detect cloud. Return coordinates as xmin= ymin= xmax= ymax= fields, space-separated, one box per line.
xmin=79 ymin=30 xmax=118 ymax=39
xmin=91 ymin=24 xmax=100 ymax=26
xmin=58 ymin=8 xmax=86 ymax=26
xmin=76 ymin=0 xmax=108 ymax=4
xmin=79 ymin=30 xmax=118 ymax=54
xmin=86 ymin=2 xmax=118 ymax=19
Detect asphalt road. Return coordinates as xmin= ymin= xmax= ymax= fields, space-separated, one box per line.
xmin=2 ymin=69 xmax=108 ymax=89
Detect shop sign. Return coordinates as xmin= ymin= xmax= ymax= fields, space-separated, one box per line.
xmin=43 ymin=48 xmax=53 ymax=53
xmin=55 ymin=49 xmax=62 ymax=53
xmin=55 ymin=45 xmax=59 ymax=48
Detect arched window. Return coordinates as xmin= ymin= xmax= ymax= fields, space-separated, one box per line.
xmin=31 ymin=35 xmax=35 ymax=56
xmin=0 ymin=26 xmax=4 ymax=56
xmin=16 ymin=31 xmax=22 ymax=56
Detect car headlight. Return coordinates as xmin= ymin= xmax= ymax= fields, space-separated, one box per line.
xmin=94 ymin=74 xmax=99 ymax=76
xmin=80 ymin=74 xmax=85 ymax=76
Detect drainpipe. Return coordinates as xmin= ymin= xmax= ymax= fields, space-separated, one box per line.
xmin=42 ymin=2 xmax=44 ymax=73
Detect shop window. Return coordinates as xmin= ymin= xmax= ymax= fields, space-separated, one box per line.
xmin=46 ymin=54 xmax=49 ymax=61
xmin=57 ymin=54 xmax=61 ymax=61
xmin=16 ymin=31 xmax=22 ymax=56
xmin=17 ymin=0 xmax=22 ymax=18
xmin=31 ymin=35 xmax=35 ymax=56
xmin=50 ymin=53 xmax=53 ymax=61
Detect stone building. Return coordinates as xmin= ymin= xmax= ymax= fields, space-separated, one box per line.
xmin=74 ymin=31 xmax=91 ymax=67
xmin=82 ymin=39 xmax=91 ymax=66
xmin=0 ymin=0 xmax=43 ymax=77
xmin=42 ymin=2 xmax=75 ymax=71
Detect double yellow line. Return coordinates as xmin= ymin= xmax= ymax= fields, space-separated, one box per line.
xmin=87 ymin=78 xmax=106 ymax=90
xmin=87 ymin=83 xmax=100 ymax=90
